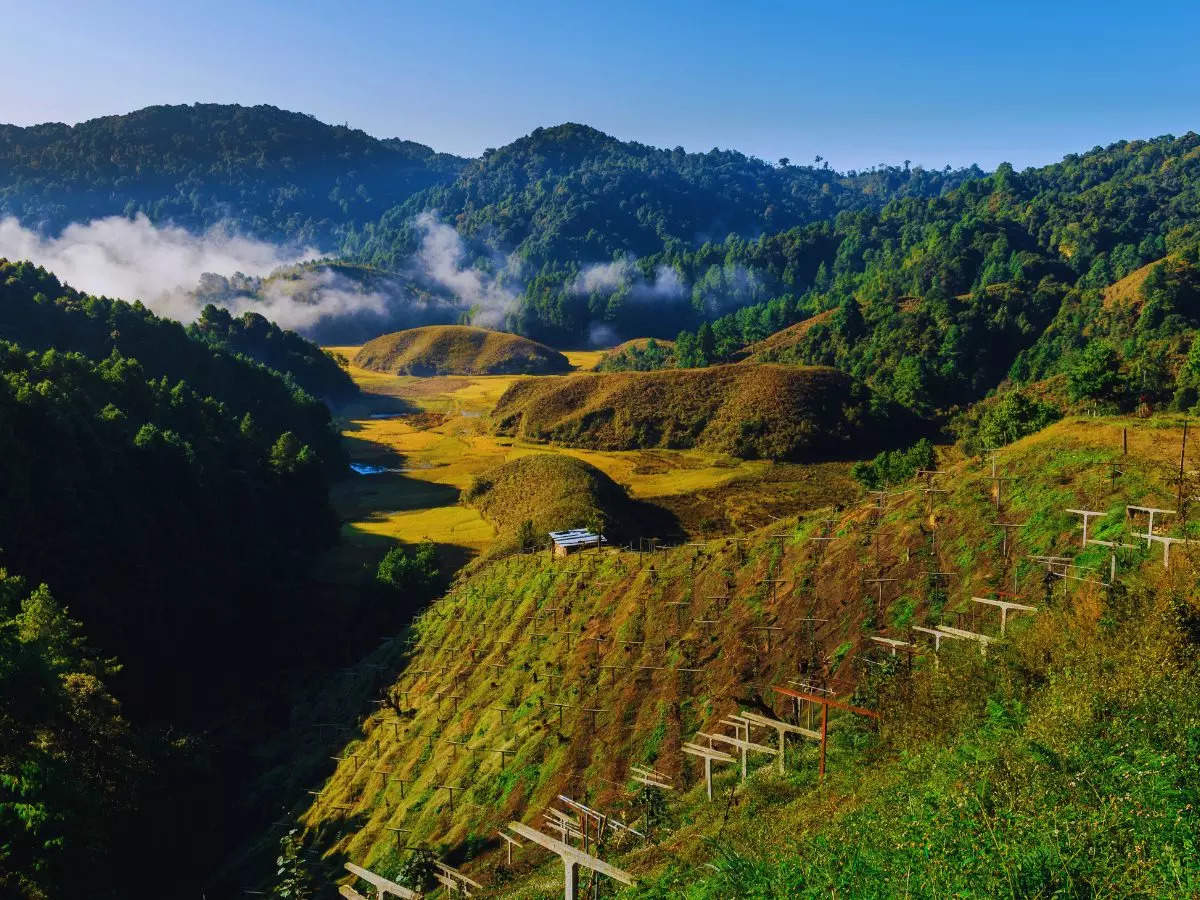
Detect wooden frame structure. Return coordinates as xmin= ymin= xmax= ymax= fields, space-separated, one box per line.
xmin=681 ymin=741 xmax=736 ymax=800
xmin=629 ymin=764 xmax=673 ymax=791
xmin=739 ymin=709 xmax=819 ymax=773
xmin=507 ymin=821 xmax=634 ymax=900
xmin=433 ymin=861 xmax=481 ymax=896
xmin=971 ymin=596 xmax=1036 ymax=636
xmin=771 ymin=686 xmax=879 ymax=779
xmin=1127 ymin=505 xmax=1175 ymax=545
xmin=1065 ymin=509 xmax=1107 ymax=548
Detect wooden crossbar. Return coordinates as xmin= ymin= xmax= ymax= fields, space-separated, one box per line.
xmin=971 ymin=596 xmax=1037 ymax=635
xmin=508 ymin=821 xmax=634 ymax=898
xmin=771 ymin=686 xmax=879 ymax=779
xmin=434 ymin=861 xmax=483 ymax=891
xmin=345 ymin=862 xmax=422 ymax=899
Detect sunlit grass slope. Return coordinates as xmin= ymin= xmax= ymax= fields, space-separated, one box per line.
xmin=492 ymin=364 xmax=887 ymax=460
xmin=298 ymin=414 xmax=1200 ymax=897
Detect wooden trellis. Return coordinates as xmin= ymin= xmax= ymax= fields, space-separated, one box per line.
xmin=772 ymin=685 xmax=879 ymax=779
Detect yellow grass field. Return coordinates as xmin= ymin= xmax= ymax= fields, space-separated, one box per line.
xmin=319 ymin=345 xmax=856 ymax=582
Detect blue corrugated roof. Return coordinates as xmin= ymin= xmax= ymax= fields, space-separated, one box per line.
xmin=548 ymin=529 xmax=607 ymax=548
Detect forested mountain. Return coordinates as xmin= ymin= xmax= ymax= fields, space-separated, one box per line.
xmin=345 ymin=123 xmax=980 ymax=272
xmin=602 ymin=133 xmax=1200 ymax=419
xmin=0 ymin=103 xmax=466 ymax=245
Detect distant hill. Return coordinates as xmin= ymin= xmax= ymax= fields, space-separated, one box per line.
xmin=491 ymin=363 xmax=900 ymax=460
xmin=595 ymin=337 xmax=676 ymax=371
xmin=347 ymin=122 xmax=981 ymax=272
xmin=353 ymin=325 xmax=571 ymax=375
xmin=0 ymin=103 xmax=466 ymax=245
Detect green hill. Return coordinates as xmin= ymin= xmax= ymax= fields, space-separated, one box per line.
xmin=491 ymin=364 xmax=896 ymax=460
xmin=354 ymin=325 xmax=571 ymax=375
xmin=347 ymin=122 xmax=980 ymax=272
xmin=278 ymin=413 xmax=1200 ymax=898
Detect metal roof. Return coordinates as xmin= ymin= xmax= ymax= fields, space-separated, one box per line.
xmin=548 ymin=528 xmax=606 ymax=548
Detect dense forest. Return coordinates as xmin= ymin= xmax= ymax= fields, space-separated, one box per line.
xmin=598 ymin=133 xmax=1200 ymax=419
xmin=0 ymin=103 xmax=465 ymax=244
xmin=0 ymin=260 xmax=376 ymax=898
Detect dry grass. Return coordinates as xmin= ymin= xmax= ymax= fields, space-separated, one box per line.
xmin=1101 ymin=257 xmax=1162 ymax=309
xmin=319 ymin=351 xmax=857 ymax=582
xmin=492 ymin=363 xmax=881 ymax=460
xmin=353 ymin=326 xmax=571 ymax=376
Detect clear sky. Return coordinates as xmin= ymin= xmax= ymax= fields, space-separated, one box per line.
xmin=3 ymin=0 xmax=1199 ymax=172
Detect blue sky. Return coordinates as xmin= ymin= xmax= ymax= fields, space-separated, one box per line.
xmin=3 ymin=0 xmax=1199 ymax=172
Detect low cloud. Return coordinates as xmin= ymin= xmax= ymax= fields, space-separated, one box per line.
xmin=571 ymin=259 xmax=687 ymax=303
xmin=412 ymin=211 xmax=519 ymax=328
xmin=0 ymin=213 xmax=516 ymax=340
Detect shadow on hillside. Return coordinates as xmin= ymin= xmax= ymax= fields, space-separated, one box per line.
xmin=624 ymin=497 xmax=687 ymax=547
xmin=332 ymin=391 xmax=419 ymax=423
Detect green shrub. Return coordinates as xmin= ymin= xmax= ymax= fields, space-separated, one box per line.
xmin=376 ymin=541 xmax=440 ymax=594
xmin=852 ymin=438 xmax=935 ymax=490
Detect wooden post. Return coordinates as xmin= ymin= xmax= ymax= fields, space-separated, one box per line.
xmin=1179 ymin=420 xmax=1189 ymax=513
xmin=818 ymin=702 xmax=828 ymax=780
xmin=772 ymin=686 xmax=879 ymax=780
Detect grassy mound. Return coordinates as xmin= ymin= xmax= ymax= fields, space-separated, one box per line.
xmin=491 ymin=363 xmax=891 ymax=460
xmin=354 ymin=325 xmax=571 ymax=376
xmin=462 ymin=454 xmax=643 ymax=553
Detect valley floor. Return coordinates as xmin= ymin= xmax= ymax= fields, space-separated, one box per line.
xmin=318 ymin=347 xmax=856 ymax=583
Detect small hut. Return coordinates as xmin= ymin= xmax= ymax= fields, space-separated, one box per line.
xmin=548 ymin=528 xmax=606 ymax=557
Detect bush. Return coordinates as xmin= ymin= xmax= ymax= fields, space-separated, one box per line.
xmin=395 ymin=848 xmax=438 ymax=893
xmin=954 ymin=390 xmax=1061 ymax=455
xmin=852 ymin=439 xmax=936 ymax=490
xmin=375 ymin=541 xmax=440 ymax=594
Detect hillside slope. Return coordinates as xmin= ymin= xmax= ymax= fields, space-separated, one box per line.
xmin=491 ymin=364 xmax=893 ymax=460
xmin=354 ymin=325 xmax=571 ymax=376
xmin=273 ymin=414 xmax=1200 ymax=897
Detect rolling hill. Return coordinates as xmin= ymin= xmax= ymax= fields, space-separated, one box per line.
xmin=490 ymin=364 xmax=897 ymax=460
xmin=353 ymin=325 xmax=571 ymax=376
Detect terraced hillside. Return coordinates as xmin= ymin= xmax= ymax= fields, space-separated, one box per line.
xmin=279 ymin=414 xmax=1200 ymax=897
xmin=491 ymin=364 xmax=895 ymax=460
xmin=354 ymin=326 xmax=572 ymax=376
